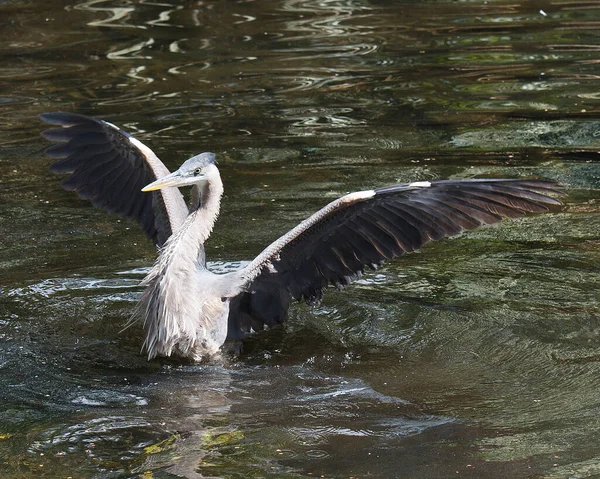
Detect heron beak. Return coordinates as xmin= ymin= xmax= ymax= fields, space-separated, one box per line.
xmin=141 ymin=172 xmax=183 ymax=192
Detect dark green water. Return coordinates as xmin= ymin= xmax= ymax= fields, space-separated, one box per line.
xmin=1 ymin=1 xmax=599 ymax=478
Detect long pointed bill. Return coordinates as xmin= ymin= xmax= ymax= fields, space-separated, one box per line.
xmin=141 ymin=172 xmax=184 ymax=192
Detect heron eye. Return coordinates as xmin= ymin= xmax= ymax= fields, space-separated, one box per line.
xmin=193 ymin=168 xmax=201 ymax=176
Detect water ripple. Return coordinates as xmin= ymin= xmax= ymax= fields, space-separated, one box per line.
xmin=74 ymin=0 xmax=145 ymax=29
xmin=145 ymin=3 xmax=184 ymax=28
xmin=30 ymin=415 xmax=155 ymax=455
xmin=107 ymin=38 xmax=154 ymax=60
xmin=276 ymin=42 xmax=379 ymax=60
xmin=74 ymin=0 xmax=187 ymax=30
xmin=71 ymin=391 xmax=148 ymax=407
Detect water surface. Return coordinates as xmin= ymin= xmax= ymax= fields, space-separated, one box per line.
xmin=1 ymin=1 xmax=599 ymax=478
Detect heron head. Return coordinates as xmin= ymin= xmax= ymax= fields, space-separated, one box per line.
xmin=142 ymin=152 xmax=217 ymax=191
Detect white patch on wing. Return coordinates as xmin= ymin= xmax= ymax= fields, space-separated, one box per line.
xmin=341 ymin=190 xmax=375 ymax=203
xmin=129 ymin=136 xmax=151 ymax=154
xmin=126 ymin=135 xmax=187 ymax=230
xmin=128 ymin=136 xmax=169 ymax=176
xmin=409 ymin=181 xmax=431 ymax=188
xmin=102 ymin=120 xmax=120 ymax=131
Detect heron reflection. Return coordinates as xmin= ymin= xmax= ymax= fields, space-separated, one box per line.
xmin=41 ymin=113 xmax=562 ymax=361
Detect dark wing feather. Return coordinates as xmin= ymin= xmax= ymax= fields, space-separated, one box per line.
xmin=40 ymin=112 xmax=188 ymax=246
xmin=228 ymin=179 xmax=563 ymax=338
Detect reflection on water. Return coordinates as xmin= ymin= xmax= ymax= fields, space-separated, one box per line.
xmin=1 ymin=0 xmax=600 ymax=477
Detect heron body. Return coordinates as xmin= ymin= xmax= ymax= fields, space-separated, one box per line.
xmin=40 ymin=113 xmax=563 ymax=361
xmin=138 ymin=157 xmax=241 ymax=359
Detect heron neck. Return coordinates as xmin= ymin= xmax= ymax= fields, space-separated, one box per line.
xmin=187 ymin=174 xmax=224 ymax=246
xmin=152 ymin=170 xmax=224 ymax=276
xmin=189 ymin=184 xmax=204 ymax=212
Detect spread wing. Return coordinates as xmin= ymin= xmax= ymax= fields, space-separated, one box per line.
xmin=40 ymin=112 xmax=188 ymax=247
xmin=228 ymin=179 xmax=563 ymax=338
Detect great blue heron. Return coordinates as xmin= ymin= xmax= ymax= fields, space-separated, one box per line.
xmin=41 ymin=112 xmax=563 ymax=361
